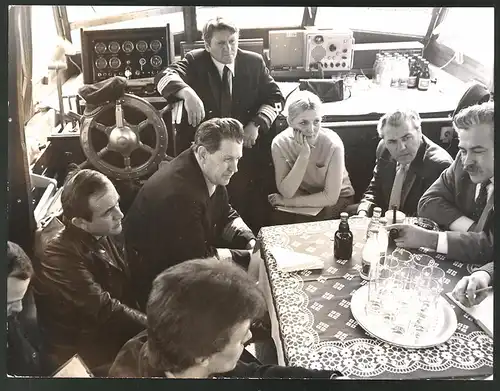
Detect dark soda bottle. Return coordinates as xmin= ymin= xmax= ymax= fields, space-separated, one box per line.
xmin=418 ymin=61 xmax=430 ymax=91
xmin=407 ymin=59 xmax=418 ymax=89
xmin=334 ymin=212 xmax=353 ymax=260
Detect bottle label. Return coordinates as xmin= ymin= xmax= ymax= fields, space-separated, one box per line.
xmin=408 ymin=76 xmax=417 ymax=87
xmin=418 ymin=78 xmax=430 ymax=90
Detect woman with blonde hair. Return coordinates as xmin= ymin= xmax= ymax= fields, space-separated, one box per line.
xmin=268 ymin=91 xmax=354 ymax=224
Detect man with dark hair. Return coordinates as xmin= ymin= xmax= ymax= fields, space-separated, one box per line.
xmin=34 ymin=167 xmax=146 ymax=374
xmin=109 ymin=258 xmax=344 ymax=379
xmin=388 ymin=102 xmax=494 ymax=264
xmin=356 ymin=108 xmax=452 ymax=217
xmin=124 ymin=118 xmax=256 ymax=308
xmin=155 ymin=16 xmax=284 ymax=232
xmin=7 ymin=241 xmax=42 ymax=376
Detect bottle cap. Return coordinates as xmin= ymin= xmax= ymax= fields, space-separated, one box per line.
xmin=340 ymin=212 xmax=348 ymax=219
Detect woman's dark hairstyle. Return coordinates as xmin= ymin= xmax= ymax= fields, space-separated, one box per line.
xmin=60 ymin=165 xmax=111 ymax=221
xmin=192 ymin=117 xmax=244 ymax=154
xmin=146 ymin=257 xmax=266 ymax=373
xmin=7 ymin=241 xmax=34 ymax=280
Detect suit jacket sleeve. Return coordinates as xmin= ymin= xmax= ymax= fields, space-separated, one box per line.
xmin=223 ymin=361 xmax=341 ymax=378
xmin=446 ymin=230 xmax=493 ymax=264
xmin=165 ymin=195 xmax=218 ymax=262
xmin=219 ymin=189 xmax=255 ymax=265
xmin=358 ymin=141 xmax=385 ymax=214
xmin=417 ymin=157 xmax=466 ymax=228
xmin=41 ymin=244 xmax=147 ymax=335
xmin=154 ymin=54 xmax=193 ymax=102
xmin=251 ymin=56 xmax=285 ymax=133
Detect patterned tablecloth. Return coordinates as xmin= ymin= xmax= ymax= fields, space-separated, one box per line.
xmin=258 ymin=218 xmax=493 ymax=379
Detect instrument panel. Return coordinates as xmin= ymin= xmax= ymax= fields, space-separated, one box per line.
xmin=81 ymin=25 xmax=174 ymax=85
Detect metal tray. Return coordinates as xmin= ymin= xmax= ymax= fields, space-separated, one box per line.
xmin=351 ymin=285 xmax=457 ymax=349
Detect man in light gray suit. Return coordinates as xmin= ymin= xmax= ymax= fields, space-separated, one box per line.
xmin=387 ymin=101 xmax=494 ymax=264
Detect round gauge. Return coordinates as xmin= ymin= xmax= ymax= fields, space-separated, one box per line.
xmin=136 ymin=40 xmax=148 ymax=52
xmin=94 ymin=42 xmax=106 ymax=54
xmin=108 ymin=41 xmax=120 ymax=53
xmin=150 ymin=39 xmax=162 ymax=52
xmin=109 ymin=57 xmax=121 ymax=69
xmin=139 ymin=57 xmax=147 ymax=66
xmin=314 ymin=35 xmax=324 ymax=45
xmin=122 ymin=41 xmax=134 ymax=53
xmin=150 ymin=55 xmax=163 ymax=68
xmin=95 ymin=57 xmax=107 ymax=69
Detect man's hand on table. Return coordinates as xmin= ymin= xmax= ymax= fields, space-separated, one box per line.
xmin=385 ymin=223 xmax=439 ymax=251
xmin=452 ymin=270 xmax=491 ymax=307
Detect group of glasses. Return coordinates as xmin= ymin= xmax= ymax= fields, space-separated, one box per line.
xmin=365 ymin=248 xmax=446 ymax=343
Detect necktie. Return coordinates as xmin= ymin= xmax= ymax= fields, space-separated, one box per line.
xmin=472 ymin=180 xmax=490 ymax=222
xmin=388 ymin=164 xmax=409 ymax=210
xmin=220 ymin=66 xmax=232 ymax=117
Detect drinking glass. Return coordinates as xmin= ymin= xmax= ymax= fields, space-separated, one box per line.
xmin=366 ymin=268 xmax=393 ymax=316
xmin=413 ymin=279 xmax=442 ymax=337
xmin=391 ymin=248 xmax=414 ymax=271
xmin=413 ymin=254 xmax=436 ymax=273
xmin=421 ymin=265 xmax=445 ymax=290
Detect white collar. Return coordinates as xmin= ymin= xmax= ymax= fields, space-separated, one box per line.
xmin=211 ymin=55 xmax=235 ymax=78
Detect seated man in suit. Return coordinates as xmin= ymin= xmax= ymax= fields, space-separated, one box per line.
xmin=387 ymin=102 xmax=494 ymax=264
xmin=154 ymin=16 xmax=284 ymax=232
xmin=124 ymin=118 xmax=256 ymax=308
xmin=34 ymin=167 xmax=146 ymax=374
xmin=356 ymin=108 xmax=453 ymax=217
xmin=109 ymin=257 xmax=345 ymax=379
xmin=452 ymin=262 xmax=493 ymax=307
xmin=7 ymin=241 xmax=42 ymax=376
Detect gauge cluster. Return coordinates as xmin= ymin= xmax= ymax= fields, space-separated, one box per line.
xmin=81 ymin=25 xmax=174 ymax=85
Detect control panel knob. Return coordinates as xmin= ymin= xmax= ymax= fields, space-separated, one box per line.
xmin=329 ymin=44 xmax=337 ymax=52
xmin=124 ymin=69 xmax=132 ymax=79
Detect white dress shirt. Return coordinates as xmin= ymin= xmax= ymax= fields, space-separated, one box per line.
xmin=436 ymin=177 xmax=494 ymax=254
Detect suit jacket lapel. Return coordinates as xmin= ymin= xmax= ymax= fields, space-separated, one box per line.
xmin=203 ymin=52 xmax=223 ymax=113
xmin=232 ymin=52 xmax=244 ymax=106
xmin=400 ymin=137 xmax=426 ymax=212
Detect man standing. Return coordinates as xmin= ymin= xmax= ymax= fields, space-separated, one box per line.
xmin=154 ymin=16 xmax=284 ymax=232
xmin=357 ymin=108 xmax=453 ymax=216
xmin=387 ymin=102 xmax=494 ymax=264
xmin=35 ymin=168 xmax=146 ymax=374
xmin=124 ymin=118 xmax=256 ymax=307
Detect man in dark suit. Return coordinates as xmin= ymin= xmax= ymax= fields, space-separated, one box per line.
xmin=108 ymin=258 xmax=345 ymax=379
xmin=154 ymin=16 xmax=284 ymax=232
xmin=356 ymin=108 xmax=453 ymax=217
xmin=124 ymin=118 xmax=256 ymax=308
xmin=387 ymin=102 xmax=494 ymax=264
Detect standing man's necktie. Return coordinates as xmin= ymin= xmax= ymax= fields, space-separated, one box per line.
xmin=388 ymin=164 xmax=409 ymax=210
xmin=220 ymin=65 xmax=232 ymax=117
xmin=472 ymin=180 xmax=490 ymax=222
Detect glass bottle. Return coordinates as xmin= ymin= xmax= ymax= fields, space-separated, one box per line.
xmin=418 ymin=61 xmax=430 ymax=91
xmin=407 ymin=59 xmax=418 ymax=89
xmin=334 ymin=212 xmax=353 ymax=260
xmin=365 ymin=207 xmax=382 ymax=241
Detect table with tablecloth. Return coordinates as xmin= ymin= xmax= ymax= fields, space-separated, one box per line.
xmin=257 ymin=218 xmax=493 ymax=379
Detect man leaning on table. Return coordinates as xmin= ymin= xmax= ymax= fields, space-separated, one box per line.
xmin=387 ymin=101 xmax=494 ymax=264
